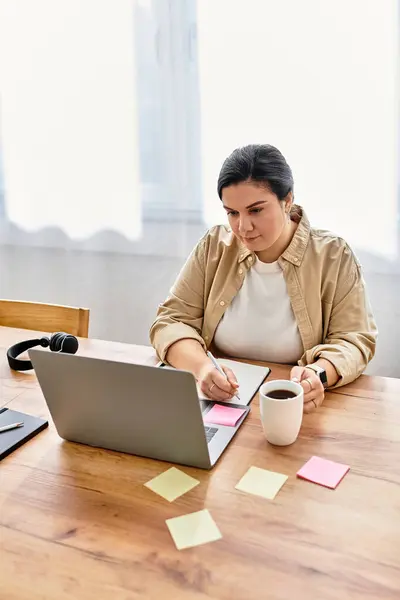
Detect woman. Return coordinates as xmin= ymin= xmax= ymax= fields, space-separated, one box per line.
xmin=150 ymin=144 xmax=377 ymax=412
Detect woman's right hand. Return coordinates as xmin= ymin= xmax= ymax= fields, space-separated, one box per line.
xmin=196 ymin=360 xmax=239 ymax=401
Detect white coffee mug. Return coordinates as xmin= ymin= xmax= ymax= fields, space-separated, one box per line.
xmin=259 ymin=379 xmax=304 ymax=446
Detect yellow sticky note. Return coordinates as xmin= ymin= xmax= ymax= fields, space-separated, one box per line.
xmin=235 ymin=466 xmax=288 ymax=500
xmin=144 ymin=467 xmax=199 ymax=502
xmin=166 ymin=509 xmax=222 ymax=550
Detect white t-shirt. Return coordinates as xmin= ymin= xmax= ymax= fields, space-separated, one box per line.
xmin=213 ymin=256 xmax=303 ymax=363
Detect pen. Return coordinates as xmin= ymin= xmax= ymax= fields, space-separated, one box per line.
xmin=0 ymin=421 xmax=24 ymax=433
xmin=206 ymin=351 xmax=240 ymax=401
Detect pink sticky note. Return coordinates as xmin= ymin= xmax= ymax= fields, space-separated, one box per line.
xmin=204 ymin=404 xmax=245 ymax=427
xmin=297 ymin=456 xmax=350 ymax=489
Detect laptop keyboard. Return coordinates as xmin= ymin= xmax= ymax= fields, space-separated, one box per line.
xmin=204 ymin=426 xmax=218 ymax=444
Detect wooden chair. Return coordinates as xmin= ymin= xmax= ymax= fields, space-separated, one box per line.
xmin=0 ymin=299 xmax=90 ymax=338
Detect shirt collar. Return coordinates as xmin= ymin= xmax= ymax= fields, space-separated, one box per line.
xmin=237 ymin=204 xmax=310 ymax=266
xmin=238 ymin=246 xmax=252 ymax=263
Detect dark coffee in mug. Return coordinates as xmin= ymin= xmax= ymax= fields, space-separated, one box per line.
xmin=266 ymin=390 xmax=297 ymax=400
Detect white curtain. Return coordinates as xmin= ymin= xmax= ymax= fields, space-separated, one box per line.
xmin=197 ymin=0 xmax=398 ymax=259
xmin=0 ymin=0 xmax=141 ymax=240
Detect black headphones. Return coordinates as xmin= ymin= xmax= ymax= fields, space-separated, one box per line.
xmin=7 ymin=332 xmax=79 ymax=371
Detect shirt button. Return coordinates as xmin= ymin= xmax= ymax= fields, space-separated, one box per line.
xmin=293 ymin=257 xmax=299 ymax=263
xmin=220 ymin=301 xmax=225 ymax=307
xmin=248 ymin=256 xmax=253 ymax=263
xmin=239 ymin=269 xmax=243 ymax=275
xmin=205 ymin=335 xmax=209 ymax=341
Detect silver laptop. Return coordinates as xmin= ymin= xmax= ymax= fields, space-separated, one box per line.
xmin=29 ymin=349 xmax=251 ymax=469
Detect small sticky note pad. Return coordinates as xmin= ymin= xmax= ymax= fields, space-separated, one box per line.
xmin=204 ymin=404 xmax=245 ymax=427
xmin=144 ymin=467 xmax=199 ymax=502
xmin=297 ymin=456 xmax=350 ymax=489
xmin=166 ymin=509 xmax=222 ymax=550
xmin=235 ymin=466 xmax=288 ymax=500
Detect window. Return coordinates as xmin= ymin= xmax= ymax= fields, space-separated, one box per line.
xmin=197 ymin=0 xmax=399 ymax=260
xmin=0 ymin=0 xmax=398 ymax=261
xmin=0 ymin=0 xmax=203 ymax=251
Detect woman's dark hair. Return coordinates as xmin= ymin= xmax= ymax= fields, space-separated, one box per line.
xmin=217 ymin=144 xmax=294 ymax=201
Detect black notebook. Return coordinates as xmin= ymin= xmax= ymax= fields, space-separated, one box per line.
xmin=0 ymin=407 xmax=48 ymax=460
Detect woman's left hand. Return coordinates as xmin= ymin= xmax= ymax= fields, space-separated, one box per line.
xmin=290 ymin=366 xmax=325 ymax=413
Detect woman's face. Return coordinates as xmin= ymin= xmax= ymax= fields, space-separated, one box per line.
xmin=221 ymin=181 xmax=290 ymax=252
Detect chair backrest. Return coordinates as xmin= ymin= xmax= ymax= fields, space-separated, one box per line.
xmin=0 ymin=299 xmax=90 ymax=338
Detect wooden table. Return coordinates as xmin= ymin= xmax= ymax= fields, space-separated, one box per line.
xmin=0 ymin=326 xmax=399 ymax=600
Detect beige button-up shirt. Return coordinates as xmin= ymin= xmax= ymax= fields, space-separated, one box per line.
xmin=150 ymin=206 xmax=377 ymax=388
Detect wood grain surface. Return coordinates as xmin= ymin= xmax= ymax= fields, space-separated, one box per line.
xmin=0 ymin=327 xmax=399 ymax=600
xmin=0 ymin=300 xmax=90 ymax=337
